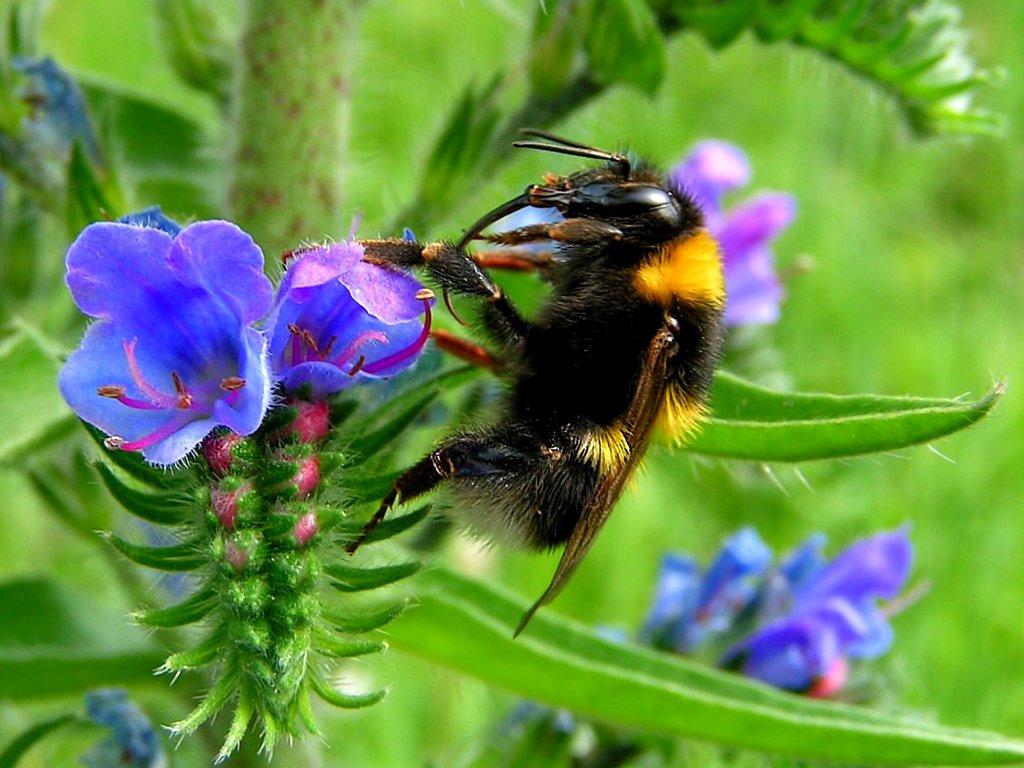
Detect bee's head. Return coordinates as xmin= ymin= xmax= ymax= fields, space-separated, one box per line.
xmin=455 ymin=129 xmax=702 ymax=250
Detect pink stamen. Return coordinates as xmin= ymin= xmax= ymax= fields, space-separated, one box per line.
xmin=362 ymin=298 xmax=432 ymax=375
xmin=122 ymin=339 xmax=177 ymax=408
xmin=329 ymin=330 xmax=388 ymax=368
xmin=118 ymin=414 xmax=192 ymax=453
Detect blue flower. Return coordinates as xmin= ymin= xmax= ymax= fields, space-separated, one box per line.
xmin=117 ymin=206 xmax=182 ymax=237
xmin=81 ymin=688 xmax=165 ymax=768
xmin=722 ymin=527 xmax=913 ymax=694
xmin=266 ymin=241 xmax=433 ymax=397
xmin=671 ymin=141 xmax=796 ymax=327
xmin=643 ymin=527 xmax=773 ymax=652
xmin=13 ymin=56 xmax=102 ymax=164
xmin=58 ymin=219 xmax=274 ymax=465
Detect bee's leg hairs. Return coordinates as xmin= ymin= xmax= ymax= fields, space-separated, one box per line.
xmin=345 ymin=437 xmax=534 ymax=554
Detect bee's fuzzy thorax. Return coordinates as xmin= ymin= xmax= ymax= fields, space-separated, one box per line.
xmin=633 ymin=229 xmax=725 ymax=309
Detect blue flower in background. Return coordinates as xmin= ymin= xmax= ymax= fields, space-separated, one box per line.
xmin=58 ymin=219 xmax=274 ymax=465
xmin=13 ymin=55 xmax=102 ymax=164
xmin=671 ymin=141 xmax=796 ymax=327
xmin=266 ymin=241 xmax=433 ymax=397
xmin=724 ymin=527 xmax=913 ymax=695
xmin=643 ymin=527 xmax=913 ymax=697
xmin=643 ymin=527 xmax=772 ymax=652
xmin=81 ymin=688 xmax=165 ymax=768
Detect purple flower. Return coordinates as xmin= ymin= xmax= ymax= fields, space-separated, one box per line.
xmin=722 ymin=527 xmax=913 ymax=694
xmin=671 ymin=141 xmax=796 ymax=327
xmin=58 ymin=219 xmax=273 ymax=465
xmin=117 ymin=206 xmax=182 ymax=237
xmin=643 ymin=527 xmax=772 ymax=652
xmin=81 ymin=688 xmax=165 ymax=768
xmin=267 ymin=241 xmax=433 ymax=397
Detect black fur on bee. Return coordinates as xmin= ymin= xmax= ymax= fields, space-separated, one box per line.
xmin=355 ymin=129 xmax=725 ymax=633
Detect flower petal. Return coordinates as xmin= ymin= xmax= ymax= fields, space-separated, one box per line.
xmin=670 ymin=140 xmax=751 ymax=214
xmin=797 ymin=526 xmax=913 ymax=607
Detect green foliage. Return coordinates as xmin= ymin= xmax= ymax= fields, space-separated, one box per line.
xmin=690 ymin=371 xmax=1002 ymax=461
xmin=0 ymin=578 xmax=163 ymax=699
xmin=389 ymin=566 xmax=1024 ymax=765
xmin=0 ymin=0 xmax=1017 ymax=765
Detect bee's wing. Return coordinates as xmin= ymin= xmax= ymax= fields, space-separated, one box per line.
xmin=514 ymin=319 xmax=678 ymax=636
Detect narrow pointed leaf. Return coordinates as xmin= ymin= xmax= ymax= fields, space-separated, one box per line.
xmin=388 ymin=566 xmax=1024 ymax=766
xmin=0 ymin=714 xmax=78 ymax=768
xmin=310 ymin=673 xmax=386 ymax=709
xmin=687 ymin=372 xmax=1001 ymax=462
xmin=133 ymin=585 xmax=217 ymax=628
xmin=323 ymin=600 xmax=409 ymax=634
xmin=325 ymin=561 xmax=420 ymax=592
xmin=104 ymin=533 xmax=206 ymax=572
xmin=94 ymin=462 xmax=193 ymax=525
xmin=315 ymin=633 xmax=387 ymax=659
xmin=336 ymin=505 xmax=431 ymax=546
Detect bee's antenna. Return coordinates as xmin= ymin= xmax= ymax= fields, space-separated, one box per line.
xmin=515 ymin=128 xmax=631 ymax=177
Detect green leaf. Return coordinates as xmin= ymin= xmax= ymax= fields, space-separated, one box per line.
xmin=0 ymin=713 xmax=79 ymax=768
xmin=323 ymin=599 xmax=409 ymax=634
xmin=343 ymin=365 xmax=481 ymax=463
xmin=93 ymin=462 xmax=193 ymax=526
xmin=0 ymin=325 xmax=77 ymax=464
xmin=153 ymin=0 xmax=233 ymax=103
xmin=686 ymin=371 xmax=1001 ymax=462
xmin=672 ymin=0 xmax=759 ymax=47
xmin=133 ymin=584 xmax=217 ymax=628
xmin=65 ymin=141 xmax=122 ymax=236
xmin=0 ymin=578 xmax=162 ymax=699
xmin=104 ymin=533 xmax=206 ymax=572
xmin=325 ymin=561 xmax=420 ymax=592
xmin=388 ymin=566 xmax=1024 ymax=766
xmin=310 ymin=672 xmax=386 ymax=709
xmin=336 ymin=505 xmax=431 ymax=546
xmin=583 ymin=0 xmax=667 ymax=93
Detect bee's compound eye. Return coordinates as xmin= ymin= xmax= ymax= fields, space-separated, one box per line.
xmin=569 ymin=183 xmax=683 ymax=236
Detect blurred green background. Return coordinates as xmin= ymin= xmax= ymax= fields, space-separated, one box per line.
xmin=0 ymin=0 xmax=1020 ymax=765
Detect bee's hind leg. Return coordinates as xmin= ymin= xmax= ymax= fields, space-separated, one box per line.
xmin=345 ymin=435 xmax=533 ymax=554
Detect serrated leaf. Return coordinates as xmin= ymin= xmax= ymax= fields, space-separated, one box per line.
xmin=105 ymin=533 xmax=206 ymax=572
xmin=686 ymin=371 xmax=1000 ymax=462
xmin=583 ymin=0 xmax=666 ymax=94
xmin=133 ymin=584 xmax=217 ymax=628
xmin=0 ymin=326 xmax=77 ymax=464
xmin=93 ymin=462 xmax=193 ymax=525
xmin=0 ymin=578 xmax=162 ymax=699
xmin=323 ymin=600 xmax=409 ymax=634
xmin=0 ymin=713 xmax=78 ymax=768
xmin=325 ymin=561 xmax=420 ymax=592
xmin=388 ymin=566 xmax=1024 ymax=766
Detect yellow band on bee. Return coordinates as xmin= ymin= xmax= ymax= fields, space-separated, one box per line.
xmin=659 ymin=384 xmax=708 ymax=445
xmin=634 ymin=229 xmax=725 ymax=308
xmin=577 ymin=424 xmax=631 ymax=473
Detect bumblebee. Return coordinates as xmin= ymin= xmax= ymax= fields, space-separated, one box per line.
xmin=356 ymin=130 xmax=725 ymax=633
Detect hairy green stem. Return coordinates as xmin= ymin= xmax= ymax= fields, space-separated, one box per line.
xmin=228 ymin=0 xmax=359 ymax=255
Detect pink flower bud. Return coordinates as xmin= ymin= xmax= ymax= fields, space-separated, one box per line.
xmin=203 ymin=432 xmax=242 ymax=477
xmin=293 ymin=512 xmax=318 ymax=547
